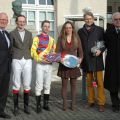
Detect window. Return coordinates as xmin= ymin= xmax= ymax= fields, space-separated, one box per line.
xmin=47 ymin=0 xmax=54 ymax=5
xmin=22 ymin=0 xmax=55 ymax=38
xmin=118 ymin=6 xmax=120 ymax=12
xmin=47 ymin=12 xmax=54 ymax=20
xmin=28 ymin=11 xmax=35 ymax=25
xmin=21 ymin=0 xmax=26 ymax=4
xmin=107 ymin=6 xmax=112 ymax=14
xmin=47 ymin=12 xmax=54 ymax=37
xmin=39 ymin=12 xmax=46 ymax=21
xmin=22 ymin=11 xmax=27 ymax=17
xmin=39 ymin=0 xmax=46 ymax=5
xmin=22 ymin=11 xmax=35 ymax=25
xmin=22 ymin=0 xmax=35 ymax=4
xmin=39 ymin=0 xmax=54 ymax=5
xmin=39 ymin=12 xmax=54 ymax=37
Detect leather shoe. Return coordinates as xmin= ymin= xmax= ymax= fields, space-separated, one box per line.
xmin=112 ymin=106 xmax=119 ymax=113
xmin=0 ymin=112 xmax=11 ymax=119
xmin=24 ymin=109 xmax=30 ymax=114
xmin=99 ymin=105 xmax=104 ymax=112
xmin=85 ymin=103 xmax=94 ymax=109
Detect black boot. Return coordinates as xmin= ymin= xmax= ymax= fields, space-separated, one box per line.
xmin=13 ymin=93 xmax=19 ymax=116
xmin=24 ymin=93 xmax=30 ymax=114
xmin=36 ymin=96 xmax=42 ymax=113
xmin=43 ymin=94 xmax=50 ymax=111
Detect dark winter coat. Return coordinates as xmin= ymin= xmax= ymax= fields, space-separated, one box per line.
xmin=104 ymin=27 xmax=120 ymax=92
xmin=78 ymin=24 xmax=105 ymax=72
xmin=0 ymin=30 xmax=12 ymax=73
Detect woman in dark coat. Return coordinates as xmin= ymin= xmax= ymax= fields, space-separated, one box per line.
xmin=56 ymin=21 xmax=83 ymax=111
xmin=104 ymin=12 xmax=120 ymax=112
xmin=78 ymin=12 xmax=106 ymax=112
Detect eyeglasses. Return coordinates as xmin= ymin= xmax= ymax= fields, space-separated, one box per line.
xmin=0 ymin=19 xmax=8 ymax=22
xmin=114 ymin=18 xmax=120 ymax=21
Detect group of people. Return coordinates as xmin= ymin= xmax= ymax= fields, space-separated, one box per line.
xmin=0 ymin=11 xmax=120 ymax=119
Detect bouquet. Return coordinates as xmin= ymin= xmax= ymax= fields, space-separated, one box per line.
xmin=43 ymin=53 xmax=61 ymax=62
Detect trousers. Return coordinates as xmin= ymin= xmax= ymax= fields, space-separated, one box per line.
xmin=86 ymin=71 xmax=106 ymax=105
xmin=0 ymin=72 xmax=10 ymax=113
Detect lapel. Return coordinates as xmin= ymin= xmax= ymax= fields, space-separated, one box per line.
xmin=23 ymin=30 xmax=28 ymax=44
xmin=82 ymin=24 xmax=96 ymax=34
xmin=14 ymin=28 xmax=23 ymax=44
xmin=112 ymin=27 xmax=120 ymax=40
xmin=14 ymin=29 xmax=28 ymax=44
xmin=4 ymin=31 xmax=11 ymax=48
xmin=0 ymin=31 xmax=8 ymax=48
xmin=113 ymin=27 xmax=118 ymax=35
xmin=82 ymin=24 xmax=96 ymax=39
xmin=82 ymin=26 xmax=88 ymax=36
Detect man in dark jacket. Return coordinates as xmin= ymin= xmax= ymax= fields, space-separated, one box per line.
xmin=104 ymin=12 xmax=120 ymax=113
xmin=78 ymin=12 xmax=105 ymax=112
xmin=0 ymin=12 xmax=11 ymax=119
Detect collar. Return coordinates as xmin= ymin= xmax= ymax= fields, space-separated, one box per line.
xmin=84 ymin=23 xmax=95 ymax=31
xmin=40 ymin=33 xmax=49 ymax=37
xmin=115 ymin=27 xmax=120 ymax=33
xmin=115 ymin=27 xmax=120 ymax=30
xmin=17 ymin=28 xmax=25 ymax=32
xmin=0 ymin=29 xmax=5 ymax=32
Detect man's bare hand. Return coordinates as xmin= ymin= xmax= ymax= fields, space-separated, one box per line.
xmin=78 ymin=58 xmax=82 ymax=64
xmin=95 ymin=50 xmax=101 ymax=56
xmin=41 ymin=59 xmax=51 ymax=64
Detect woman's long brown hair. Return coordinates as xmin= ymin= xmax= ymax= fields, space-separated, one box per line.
xmin=59 ymin=21 xmax=78 ymax=49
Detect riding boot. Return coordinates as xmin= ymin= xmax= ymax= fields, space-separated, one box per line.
xmin=36 ymin=95 xmax=42 ymax=113
xmin=43 ymin=94 xmax=50 ymax=111
xmin=13 ymin=93 xmax=19 ymax=116
xmin=24 ymin=93 xmax=30 ymax=114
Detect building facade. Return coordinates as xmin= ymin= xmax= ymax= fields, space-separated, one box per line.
xmin=1 ymin=0 xmax=120 ymax=39
xmin=107 ymin=0 xmax=120 ymax=23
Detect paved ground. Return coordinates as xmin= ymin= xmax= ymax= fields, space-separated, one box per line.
xmin=1 ymin=80 xmax=120 ymax=120
xmin=1 ymin=63 xmax=120 ymax=120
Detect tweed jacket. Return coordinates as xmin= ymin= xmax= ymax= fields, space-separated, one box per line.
xmin=10 ymin=28 xmax=33 ymax=59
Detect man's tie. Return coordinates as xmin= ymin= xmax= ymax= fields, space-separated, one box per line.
xmin=117 ymin=29 xmax=120 ymax=34
xmin=1 ymin=30 xmax=9 ymax=47
xmin=1 ymin=30 xmax=6 ymax=36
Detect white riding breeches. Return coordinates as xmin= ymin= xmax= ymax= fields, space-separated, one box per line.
xmin=35 ymin=63 xmax=52 ymax=96
xmin=12 ymin=58 xmax=32 ymax=91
